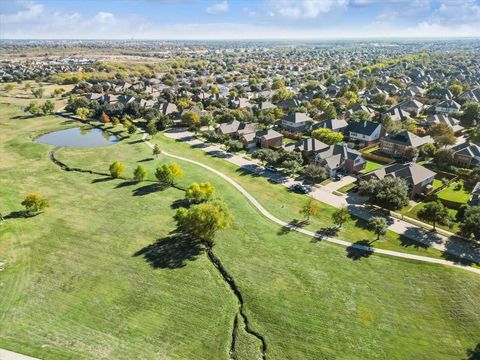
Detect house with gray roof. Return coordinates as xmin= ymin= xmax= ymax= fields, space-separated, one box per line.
xmin=361 ymin=163 xmax=437 ymax=198
xmin=313 ymin=144 xmax=366 ymax=176
xmin=380 ymin=131 xmax=434 ymax=158
xmin=451 ymin=142 xmax=480 ymax=168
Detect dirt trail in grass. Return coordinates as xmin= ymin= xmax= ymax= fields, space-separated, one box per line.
xmin=141 ymin=134 xmax=480 ymax=275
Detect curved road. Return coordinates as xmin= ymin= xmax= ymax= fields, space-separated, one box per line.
xmin=142 ymin=134 xmax=480 ymax=275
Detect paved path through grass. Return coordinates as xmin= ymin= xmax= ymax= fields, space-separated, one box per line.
xmin=142 ymin=133 xmax=480 ymax=275
xmin=0 ymin=349 xmax=39 ymax=360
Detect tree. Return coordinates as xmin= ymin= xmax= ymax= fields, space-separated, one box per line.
xmin=350 ymin=110 xmax=371 ymax=122
xmin=41 ymin=100 xmax=55 ymax=115
xmin=24 ymin=101 xmax=42 ymax=116
xmin=155 ymin=163 xmax=184 ymax=186
xmin=75 ymin=107 xmax=90 ymax=120
xmin=371 ymin=93 xmax=387 ymax=106
xmin=459 ymin=206 xmax=480 ymax=240
xmin=152 ymin=144 xmax=161 ymax=159
xmin=417 ymin=201 xmax=451 ymax=231
xmin=185 ymin=182 xmax=215 ymax=204
xmin=301 ymin=164 xmax=328 ymax=183
xmin=359 ymin=177 xmax=409 ymax=210
xmin=461 ymin=102 xmax=479 ymax=127
xmin=282 ymin=159 xmax=302 ymax=175
xmin=174 ymin=199 xmax=233 ymax=247
xmin=404 ymin=146 xmax=419 ymax=162
xmin=252 ymin=148 xmax=279 ymax=165
xmin=182 ymin=110 xmax=201 ymax=131
xmin=434 ymin=148 xmax=454 ymax=166
xmin=109 ymin=160 xmax=125 ymax=179
xmin=31 ymin=87 xmax=44 ymax=99
xmin=127 ymin=124 xmax=137 ymax=134
xmin=224 ymin=139 xmax=243 ymax=153
xmin=133 ymin=165 xmax=148 ymax=182
xmin=320 ymin=105 xmax=337 ymax=120
xmin=420 ymin=143 xmax=436 ymax=158
xmin=300 ymin=198 xmax=320 ymax=221
xmin=428 ymin=123 xmax=456 ymax=147
xmin=21 ymin=193 xmax=50 ymax=215
xmin=368 ymin=216 xmax=388 ymax=240
xmin=101 ymin=111 xmax=110 ymax=124
xmin=332 ymin=207 xmax=350 ymax=229
xmin=147 ymin=120 xmax=158 ymax=136
xmin=312 ymin=128 xmax=343 ymax=145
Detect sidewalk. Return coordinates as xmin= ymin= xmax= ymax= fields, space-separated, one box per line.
xmin=164 ymin=129 xmax=480 ymax=265
xmin=0 ymin=349 xmax=39 ymax=360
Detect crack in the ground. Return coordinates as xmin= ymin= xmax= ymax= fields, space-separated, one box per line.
xmin=207 ymin=249 xmax=267 ymax=360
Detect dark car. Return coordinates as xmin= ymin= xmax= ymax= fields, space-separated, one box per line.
xmin=290 ymin=183 xmax=310 ymax=194
xmin=265 ymin=165 xmax=278 ymax=173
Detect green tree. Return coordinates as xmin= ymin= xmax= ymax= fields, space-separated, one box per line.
xmin=24 ymin=101 xmax=42 ymax=116
xmin=428 ymin=123 xmax=456 ymax=147
xmin=174 ymin=199 xmax=233 ymax=247
xmin=155 ymin=163 xmax=184 ymax=186
xmin=109 ymin=160 xmax=125 ymax=179
xmin=332 ymin=206 xmax=350 ymax=229
xmin=147 ymin=120 xmax=158 ymax=136
xmin=282 ymin=159 xmax=302 ymax=175
xmin=359 ymin=177 xmax=409 ymax=210
xmin=312 ymin=128 xmax=343 ymax=145
xmin=320 ymin=105 xmax=337 ymax=120
xmin=185 ymin=182 xmax=215 ymax=204
xmin=21 ymin=193 xmax=50 ymax=215
xmin=75 ymin=107 xmax=90 ymax=120
xmin=417 ymin=201 xmax=452 ymax=231
xmin=224 ymin=139 xmax=243 ymax=153
xmin=133 ymin=165 xmax=148 ymax=182
xmin=301 ymin=164 xmax=328 ymax=183
xmin=367 ymin=216 xmax=388 ymax=241
xmin=420 ymin=143 xmax=436 ymax=158
xmin=459 ymin=206 xmax=480 ymax=240
xmin=41 ymin=100 xmax=55 ymax=114
xmin=152 ymin=144 xmax=161 ymax=159
xmin=461 ymin=102 xmax=480 ymax=127
xmin=31 ymin=87 xmax=44 ymax=98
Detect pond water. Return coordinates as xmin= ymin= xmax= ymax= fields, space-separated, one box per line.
xmin=35 ymin=127 xmax=119 ymax=148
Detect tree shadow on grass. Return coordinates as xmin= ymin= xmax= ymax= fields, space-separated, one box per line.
xmin=399 ymin=226 xmax=443 ymax=249
xmin=278 ymin=219 xmax=308 ymax=235
xmin=466 ymin=343 xmax=480 ymax=360
xmin=129 ymin=139 xmax=144 ymax=144
xmin=132 ymin=183 xmax=167 ymax=196
xmin=137 ymin=157 xmax=154 ymax=162
xmin=91 ymin=177 xmax=114 ymax=183
xmin=171 ymin=198 xmax=189 ymax=210
xmin=115 ymin=180 xmax=137 ymax=189
xmin=346 ymin=240 xmax=375 ymax=260
xmin=3 ymin=210 xmax=37 ymax=219
xmin=312 ymin=226 xmax=339 ymax=243
xmin=133 ymin=232 xmax=203 ymax=269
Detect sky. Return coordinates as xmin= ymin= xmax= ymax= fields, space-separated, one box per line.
xmin=1 ymin=0 xmax=479 ymax=40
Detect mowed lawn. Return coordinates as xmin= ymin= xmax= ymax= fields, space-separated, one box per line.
xmin=1 ymin=102 xmax=480 ymax=359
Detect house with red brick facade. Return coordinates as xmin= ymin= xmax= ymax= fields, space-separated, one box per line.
xmin=380 ymin=131 xmax=434 ymax=158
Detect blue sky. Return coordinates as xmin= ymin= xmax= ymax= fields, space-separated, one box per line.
xmin=1 ymin=0 xmax=479 ymax=39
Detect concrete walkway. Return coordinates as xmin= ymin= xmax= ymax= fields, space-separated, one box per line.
xmin=164 ymin=129 xmax=480 ymax=265
xmin=144 ymin=132 xmax=480 ymax=274
xmin=0 ymin=349 xmax=39 ymax=360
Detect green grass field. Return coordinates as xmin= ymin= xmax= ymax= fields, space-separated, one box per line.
xmin=437 ymin=180 xmax=471 ymax=205
xmin=359 ymin=160 xmax=384 ymax=174
xmin=1 ymin=100 xmax=480 ymax=359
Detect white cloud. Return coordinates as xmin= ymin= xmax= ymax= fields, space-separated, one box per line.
xmin=94 ymin=12 xmax=117 ymax=24
xmin=265 ymin=0 xmax=349 ymax=19
xmin=0 ymin=0 xmax=44 ymax=23
xmin=206 ymin=1 xmax=229 ymax=15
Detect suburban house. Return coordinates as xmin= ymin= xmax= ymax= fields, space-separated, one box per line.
xmin=286 ymin=138 xmax=329 ymax=162
xmin=380 ymin=131 xmax=434 ymax=158
xmin=278 ymin=98 xmax=301 ymax=110
xmin=156 ymin=101 xmax=179 ymax=117
xmin=422 ymin=114 xmax=464 ymax=134
xmin=435 ymin=99 xmax=461 ymax=114
xmin=398 ymin=99 xmax=424 ymax=114
xmin=217 ymin=120 xmax=258 ymax=138
xmin=240 ymin=129 xmax=283 ymax=150
xmin=254 ymin=101 xmax=277 ymax=112
xmin=345 ymin=120 xmax=385 ymax=147
xmin=451 ymin=142 xmax=480 ymax=168
xmin=281 ymin=112 xmax=312 ymax=132
xmin=312 ymin=119 xmax=348 ymax=133
xmin=313 ymin=144 xmax=366 ymax=176
xmin=361 ymin=163 xmax=437 ymax=198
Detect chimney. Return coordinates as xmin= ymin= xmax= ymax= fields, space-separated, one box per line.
xmin=363 ymin=121 xmax=367 ymax=128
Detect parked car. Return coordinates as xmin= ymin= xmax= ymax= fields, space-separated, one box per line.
xmin=265 ymin=165 xmax=278 ymax=173
xmin=290 ymin=183 xmax=310 ymax=194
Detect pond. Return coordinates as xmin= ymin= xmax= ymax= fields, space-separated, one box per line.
xmin=35 ymin=127 xmax=119 ymax=148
